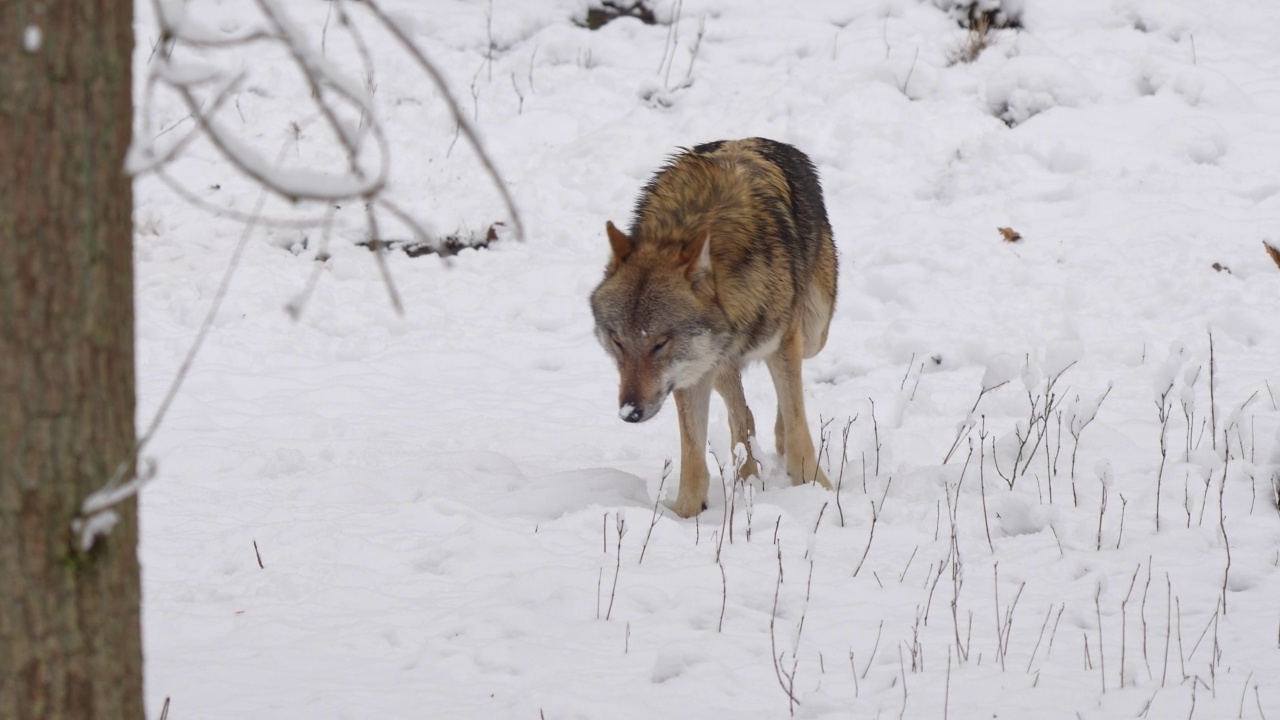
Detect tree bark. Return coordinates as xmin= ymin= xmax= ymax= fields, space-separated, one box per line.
xmin=0 ymin=2 xmax=143 ymax=718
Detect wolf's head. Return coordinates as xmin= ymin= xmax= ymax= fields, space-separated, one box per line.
xmin=589 ymin=221 xmax=727 ymax=423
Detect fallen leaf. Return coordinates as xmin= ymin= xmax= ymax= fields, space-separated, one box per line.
xmin=998 ymin=227 xmax=1021 ymax=243
xmin=1264 ymin=241 xmax=1280 ymax=270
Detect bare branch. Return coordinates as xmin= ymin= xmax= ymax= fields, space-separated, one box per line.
xmin=75 ymin=186 xmax=271 ymax=548
xmin=357 ymin=0 xmax=524 ymax=240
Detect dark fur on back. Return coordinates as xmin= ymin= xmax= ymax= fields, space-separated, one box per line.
xmin=621 ymin=137 xmax=836 ymax=357
xmin=750 ymin=139 xmax=835 ymax=305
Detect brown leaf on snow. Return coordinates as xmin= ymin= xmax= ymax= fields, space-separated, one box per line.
xmin=998 ymin=227 xmax=1021 ymax=243
xmin=1264 ymin=241 xmax=1280 ymax=270
xmin=1212 ymin=262 xmax=1232 ymax=274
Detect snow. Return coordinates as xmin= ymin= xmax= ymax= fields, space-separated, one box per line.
xmin=23 ymin=24 xmax=42 ymax=53
xmin=72 ymin=508 xmax=120 ymax=554
xmin=132 ymin=0 xmax=1280 ymax=718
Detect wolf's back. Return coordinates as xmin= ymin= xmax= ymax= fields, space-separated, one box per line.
xmin=617 ymin=137 xmax=837 ymax=359
xmin=742 ymin=138 xmax=834 ymax=275
xmin=630 ymin=137 xmax=834 ymax=276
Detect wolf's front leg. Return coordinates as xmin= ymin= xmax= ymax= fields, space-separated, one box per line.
xmin=672 ymin=377 xmax=714 ymax=517
xmin=767 ymin=330 xmax=831 ymax=489
xmin=715 ymin=365 xmax=760 ymax=481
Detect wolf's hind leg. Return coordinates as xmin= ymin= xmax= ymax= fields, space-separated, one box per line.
xmin=774 ymin=408 xmax=785 ymax=458
xmin=672 ymin=376 xmax=714 ymax=518
xmin=800 ymin=277 xmax=836 ymax=359
xmin=766 ymin=329 xmax=831 ymax=489
xmin=715 ymin=365 xmax=759 ymax=480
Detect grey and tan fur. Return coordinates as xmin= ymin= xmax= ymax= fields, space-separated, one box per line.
xmin=590 ymin=138 xmax=838 ymax=517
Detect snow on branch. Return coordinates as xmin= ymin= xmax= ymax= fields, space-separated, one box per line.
xmin=129 ymin=0 xmax=522 ymax=243
xmin=78 ymin=0 xmax=526 ymax=552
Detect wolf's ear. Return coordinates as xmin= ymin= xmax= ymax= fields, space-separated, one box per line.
xmin=680 ymin=227 xmax=711 ymax=277
xmin=606 ymin=221 xmax=633 ymax=266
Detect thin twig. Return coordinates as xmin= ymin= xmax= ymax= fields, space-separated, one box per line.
xmin=853 ymin=477 xmax=893 ymax=576
xmin=769 ymin=544 xmax=802 ymax=714
xmin=899 ymin=47 xmax=919 ymax=95
xmin=605 ymin=513 xmax=626 ymax=620
xmin=364 ymin=203 xmax=404 ymax=315
xmin=638 ymin=460 xmax=671 ymax=565
xmin=1121 ymin=564 xmax=1141 ymax=688
xmin=1026 ymin=603 xmax=1055 ymax=672
xmin=74 ymin=185 xmax=270 ymax=548
xmin=360 ymin=0 xmax=524 ymax=240
xmin=1096 ymin=583 xmax=1106 ymax=693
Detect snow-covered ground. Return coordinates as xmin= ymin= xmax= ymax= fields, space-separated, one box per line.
xmin=133 ymin=1 xmax=1280 ymax=717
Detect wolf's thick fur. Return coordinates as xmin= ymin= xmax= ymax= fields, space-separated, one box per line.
xmin=590 ymin=138 xmax=838 ymax=517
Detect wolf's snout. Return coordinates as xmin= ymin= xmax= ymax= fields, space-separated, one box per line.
xmin=619 ymin=402 xmax=645 ymax=423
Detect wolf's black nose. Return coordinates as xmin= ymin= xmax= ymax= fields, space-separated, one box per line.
xmin=620 ymin=402 xmax=644 ymax=423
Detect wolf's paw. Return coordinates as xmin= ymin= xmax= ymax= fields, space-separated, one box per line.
xmin=671 ymin=495 xmax=707 ymax=518
xmin=787 ymin=457 xmax=831 ymax=490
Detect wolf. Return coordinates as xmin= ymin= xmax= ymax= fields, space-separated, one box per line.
xmin=589 ymin=137 xmax=838 ymax=518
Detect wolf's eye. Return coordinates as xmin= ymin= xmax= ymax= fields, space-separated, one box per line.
xmin=610 ymin=335 xmax=624 ymax=352
xmin=651 ymin=338 xmax=669 ymax=354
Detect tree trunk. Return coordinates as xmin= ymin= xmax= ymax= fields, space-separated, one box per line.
xmin=0 ymin=2 xmax=143 ymax=718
